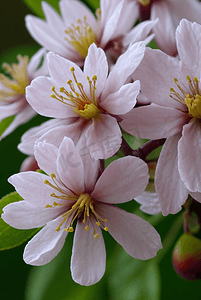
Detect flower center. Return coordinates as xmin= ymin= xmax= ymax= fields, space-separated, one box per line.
xmin=169 ymin=75 xmax=201 ymax=119
xmin=64 ymin=15 xmax=97 ymax=59
xmin=138 ymin=0 xmax=151 ymax=6
xmin=0 ymin=55 xmax=29 ymax=101
xmin=44 ymin=173 xmax=108 ymax=239
xmin=50 ymin=66 xmax=100 ymax=119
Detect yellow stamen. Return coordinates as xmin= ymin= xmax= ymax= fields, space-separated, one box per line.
xmin=0 ymin=55 xmax=29 ymax=101
xmin=184 ymin=94 xmax=201 ymax=119
xmin=50 ymin=67 xmax=100 ymax=120
xmin=44 ymin=174 xmax=108 ymax=236
xmin=169 ymin=75 xmax=201 ymax=119
xmin=94 ymin=228 xmax=99 ymax=239
xmin=64 ymin=16 xmax=96 ymax=58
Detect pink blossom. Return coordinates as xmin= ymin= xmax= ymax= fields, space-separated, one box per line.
xmin=2 ymin=137 xmax=162 ymax=286
xmin=135 ymin=191 xmax=162 ymax=215
xmin=18 ymin=42 xmax=145 ymax=159
xmin=121 ymin=19 xmax=201 ymax=215
xmin=137 ymin=0 xmax=201 ymax=56
xmin=0 ymin=48 xmax=48 ymax=138
xmin=25 ymin=0 xmax=156 ymax=65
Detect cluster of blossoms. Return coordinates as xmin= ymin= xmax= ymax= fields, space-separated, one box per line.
xmin=1 ymin=0 xmax=201 ymax=286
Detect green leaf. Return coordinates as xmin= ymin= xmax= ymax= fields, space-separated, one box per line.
xmin=84 ymin=0 xmax=99 ymax=10
xmin=23 ymin=0 xmax=60 ymax=18
xmin=108 ymin=248 xmax=161 ymax=300
xmin=0 ymin=115 xmax=16 ymax=138
xmin=0 ymin=192 xmax=39 ymax=250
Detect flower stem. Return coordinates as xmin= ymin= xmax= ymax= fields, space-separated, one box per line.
xmin=120 ymin=137 xmax=166 ymax=161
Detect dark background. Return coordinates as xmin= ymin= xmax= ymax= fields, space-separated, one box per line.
xmin=1 ymin=1 xmax=201 ymax=299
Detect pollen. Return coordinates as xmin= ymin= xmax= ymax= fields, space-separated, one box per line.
xmin=138 ymin=0 xmax=151 ymax=6
xmin=50 ymin=67 xmax=100 ymax=120
xmin=169 ymin=75 xmax=201 ymax=119
xmin=64 ymin=16 xmax=96 ymax=58
xmin=0 ymin=55 xmax=29 ymax=101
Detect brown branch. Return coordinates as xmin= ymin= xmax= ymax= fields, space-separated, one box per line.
xmin=121 ymin=137 xmax=166 ymax=161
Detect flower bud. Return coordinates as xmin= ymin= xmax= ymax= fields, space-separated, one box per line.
xmin=172 ymin=233 xmax=201 ymax=280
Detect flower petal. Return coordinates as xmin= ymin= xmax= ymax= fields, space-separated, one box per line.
xmin=102 ymin=41 xmax=145 ymax=99
xmin=59 ymin=0 xmax=96 ymax=28
xmin=2 ymin=201 xmax=65 ymax=229
xmin=25 ymin=15 xmax=69 ymax=58
xmin=121 ymin=104 xmax=188 ymax=139
xmin=178 ymin=120 xmax=201 ymax=193
xmin=1 ymin=104 xmax=36 ymax=139
xmin=189 ymin=191 xmax=201 ymax=204
xmin=176 ymin=19 xmax=201 ymax=79
xmin=76 ymin=131 xmax=101 ymax=193
xmin=86 ymin=114 xmax=122 ymax=159
xmin=23 ymin=217 xmax=67 ymax=266
xmin=95 ymin=203 xmax=162 ymax=260
xmin=71 ymin=220 xmax=106 ymax=286
xmin=151 ymin=1 xmax=177 ymax=56
xmin=83 ymin=44 xmax=108 ymax=99
xmin=8 ymin=172 xmax=58 ymax=207
xmin=47 ymin=52 xmax=89 ymax=95
xmin=135 ymin=192 xmax=162 ymax=215
xmin=57 ymin=137 xmax=85 ymax=195
xmin=18 ymin=119 xmax=72 ymax=155
xmin=100 ymin=0 xmax=124 ymax=47
xmin=123 ymin=19 xmax=158 ymax=48
xmin=26 ymin=76 xmax=77 ymax=118
xmin=34 ymin=141 xmax=58 ymax=176
xmin=155 ymin=134 xmax=188 ymax=216
xmin=91 ymin=156 xmax=149 ymax=203
xmin=100 ymin=81 xmax=139 ymax=115
xmin=27 ymin=48 xmax=48 ymax=78
xmin=131 ymin=47 xmax=187 ymax=110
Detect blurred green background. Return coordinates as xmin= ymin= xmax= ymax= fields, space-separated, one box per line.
xmin=1 ymin=1 xmax=201 ymax=299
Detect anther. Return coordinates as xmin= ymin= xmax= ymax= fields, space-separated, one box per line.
xmin=94 ymin=233 xmax=99 ymax=239
xmin=55 ymin=226 xmax=60 ymax=232
xmin=85 ymin=226 xmax=89 ymax=231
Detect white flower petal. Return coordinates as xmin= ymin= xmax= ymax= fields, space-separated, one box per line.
xmin=71 ymin=220 xmax=106 ymax=286
xmin=155 ymin=134 xmax=188 ymax=216
xmin=23 ymin=217 xmax=67 ymax=265
xmin=91 ymin=156 xmax=149 ymax=203
xmin=95 ymin=203 xmax=162 ymax=260
xmin=2 ymin=201 xmax=65 ymax=229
